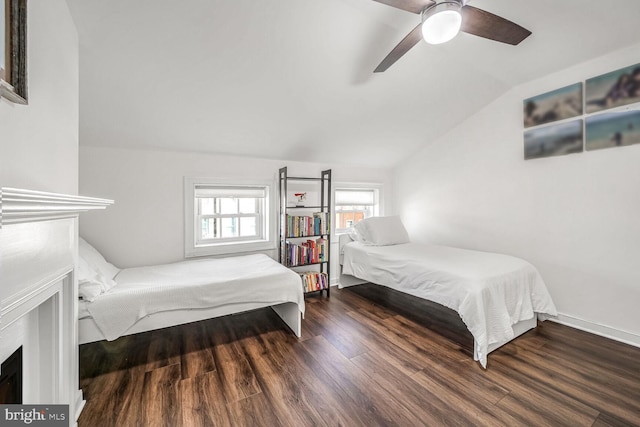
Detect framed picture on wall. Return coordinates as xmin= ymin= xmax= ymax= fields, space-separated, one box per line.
xmin=0 ymin=2 xmax=5 ymax=81
xmin=0 ymin=0 xmax=27 ymax=104
xmin=585 ymin=110 xmax=640 ymax=151
xmin=585 ymin=63 xmax=640 ymax=114
xmin=524 ymin=119 xmax=583 ymax=160
xmin=523 ymin=83 xmax=583 ymax=128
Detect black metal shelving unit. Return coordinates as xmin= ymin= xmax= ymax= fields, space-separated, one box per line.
xmin=279 ymin=167 xmax=331 ymax=297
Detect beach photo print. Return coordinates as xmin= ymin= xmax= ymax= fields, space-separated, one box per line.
xmin=586 ymin=63 xmax=640 ymax=114
xmin=524 ymin=119 xmax=584 ymax=160
xmin=585 ymin=110 xmax=640 ymax=151
xmin=524 ymin=83 xmax=583 ymax=128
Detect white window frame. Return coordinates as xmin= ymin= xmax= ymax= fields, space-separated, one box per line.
xmin=184 ymin=177 xmax=276 ymax=257
xmin=333 ymin=183 xmax=384 ymax=235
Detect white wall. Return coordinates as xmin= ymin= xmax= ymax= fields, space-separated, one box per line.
xmin=0 ymin=0 xmax=81 ymax=416
xmin=394 ymin=43 xmax=640 ymax=346
xmin=0 ymin=0 xmax=79 ymax=194
xmin=79 ymin=146 xmax=394 ymax=275
xmin=0 ymin=0 xmax=79 ymax=366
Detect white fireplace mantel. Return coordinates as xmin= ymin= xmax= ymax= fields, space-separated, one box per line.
xmin=0 ymin=187 xmax=113 ymax=227
xmin=0 ymin=187 xmax=113 ymax=426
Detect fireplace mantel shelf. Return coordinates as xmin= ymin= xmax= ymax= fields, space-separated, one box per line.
xmin=0 ymin=187 xmax=113 ymax=228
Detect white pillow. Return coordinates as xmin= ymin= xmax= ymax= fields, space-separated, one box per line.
xmin=348 ymin=221 xmax=368 ymax=243
xmin=79 ymin=237 xmax=120 ymax=280
xmin=357 ymin=216 xmax=410 ymax=246
xmin=78 ymin=271 xmax=116 ymax=302
xmin=78 ymin=237 xmax=120 ymax=301
xmin=77 ymin=254 xmax=97 ymax=284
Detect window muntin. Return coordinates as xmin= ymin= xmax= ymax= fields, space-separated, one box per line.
xmin=334 ymin=188 xmax=379 ymax=234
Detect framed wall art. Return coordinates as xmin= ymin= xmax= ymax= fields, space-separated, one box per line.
xmin=0 ymin=0 xmax=27 ymax=104
xmin=585 ymin=63 xmax=640 ymax=114
xmin=524 ymin=119 xmax=583 ymax=160
xmin=585 ymin=110 xmax=640 ymax=151
xmin=524 ymin=83 xmax=582 ymax=128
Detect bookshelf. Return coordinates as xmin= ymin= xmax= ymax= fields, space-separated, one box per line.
xmin=279 ymin=167 xmax=331 ymax=297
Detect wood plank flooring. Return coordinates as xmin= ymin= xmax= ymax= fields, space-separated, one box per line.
xmin=79 ymin=285 xmax=640 ymax=427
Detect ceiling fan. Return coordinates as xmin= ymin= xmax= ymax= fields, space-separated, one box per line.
xmin=372 ymin=0 xmax=531 ymax=72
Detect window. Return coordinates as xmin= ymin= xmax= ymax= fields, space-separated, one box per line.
xmin=185 ymin=178 xmax=274 ymax=257
xmin=0 ymin=0 xmax=27 ymax=104
xmin=334 ymin=187 xmax=381 ymax=234
xmin=195 ymin=186 xmax=264 ymax=244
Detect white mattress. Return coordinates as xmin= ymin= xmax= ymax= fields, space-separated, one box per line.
xmin=83 ymin=254 xmax=304 ymax=341
xmin=342 ymin=242 xmax=557 ymax=368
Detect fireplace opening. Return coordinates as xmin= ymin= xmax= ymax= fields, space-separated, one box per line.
xmin=0 ymin=346 xmax=23 ymax=404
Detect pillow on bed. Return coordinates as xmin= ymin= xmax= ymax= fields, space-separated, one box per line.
xmin=78 ymin=271 xmax=116 ymax=301
xmin=356 ymin=216 xmax=410 ymax=246
xmin=77 ymin=255 xmax=117 ymax=301
xmin=348 ymin=221 xmax=368 ymax=243
xmin=79 ymin=237 xmax=120 ymax=280
xmin=78 ymin=237 xmax=120 ymax=301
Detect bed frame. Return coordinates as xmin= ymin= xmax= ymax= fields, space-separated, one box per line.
xmin=337 ymin=234 xmax=536 ymax=358
xmin=79 ymin=301 xmax=301 ymax=345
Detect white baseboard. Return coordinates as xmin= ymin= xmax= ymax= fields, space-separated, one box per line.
xmin=550 ymin=313 xmax=640 ymax=348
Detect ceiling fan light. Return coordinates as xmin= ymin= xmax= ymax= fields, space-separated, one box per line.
xmin=421 ymin=2 xmax=462 ymax=45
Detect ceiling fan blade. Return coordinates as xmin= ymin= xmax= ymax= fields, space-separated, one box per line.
xmin=374 ymin=23 xmax=423 ymax=72
xmin=461 ymin=5 xmax=531 ymax=45
xmin=372 ymin=0 xmax=434 ymax=15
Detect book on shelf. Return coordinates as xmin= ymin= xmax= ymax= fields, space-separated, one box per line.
xmin=286 ymin=212 xmax=330 ymax=237
xmin=300 ymin=272 xmax=328 ymax=293
xmin=285 ymin=237 xmax=328 ymax=267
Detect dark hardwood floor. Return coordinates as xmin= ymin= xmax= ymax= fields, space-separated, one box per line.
xmin=79 ymin=285 xmax=640 ymax=427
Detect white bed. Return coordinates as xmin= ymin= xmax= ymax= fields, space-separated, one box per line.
xmin=77 ymin=239 xmax=304 ymax=344
xmin=339 ymin=217 xmax=557 ymax=368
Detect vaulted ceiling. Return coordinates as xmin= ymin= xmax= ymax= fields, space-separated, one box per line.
xmin=66 ymin=0 xmax=640 ymax=168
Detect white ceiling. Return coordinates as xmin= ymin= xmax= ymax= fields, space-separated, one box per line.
xmin=66 ymin=0 xmax=640 ymax=168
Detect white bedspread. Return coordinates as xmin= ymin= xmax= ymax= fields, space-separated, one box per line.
xmin=85 ymin=254 xmax=304 ymax=341
xmin=342 ymin=242 xmax=557 ymax=367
